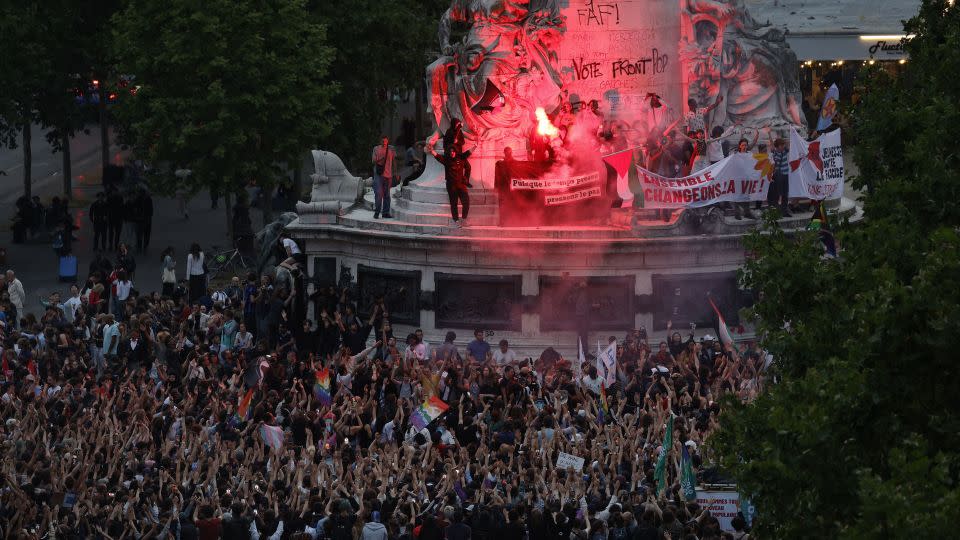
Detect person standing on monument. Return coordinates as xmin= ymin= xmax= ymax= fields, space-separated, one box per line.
xmin=371 ymin=135 xmax=396 ymax=219
xmin=430 ymin=142 xmax=473 ymax=228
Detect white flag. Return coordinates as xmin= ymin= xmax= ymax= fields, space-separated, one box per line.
xmin=577 ymin=337 xmax=585 ymax=386
xmin=601 ymin=342 xmax=617 ymax=387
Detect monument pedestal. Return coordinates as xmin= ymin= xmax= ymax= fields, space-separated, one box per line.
xmin=291 ymin=172 xmax=862 ymax=358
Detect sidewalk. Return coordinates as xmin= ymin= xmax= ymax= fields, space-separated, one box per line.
xmin=0 ymin=169 xmax=251 ymax=315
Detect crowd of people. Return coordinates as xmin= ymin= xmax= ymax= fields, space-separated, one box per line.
xmin=0 ymin=240 xmax=767 ymax=539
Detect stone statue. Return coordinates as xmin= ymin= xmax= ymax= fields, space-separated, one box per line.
xmin=295 ymin=150 xmax=370 ymax=220
xmin=256 ymin=212 xmax=299 ymax=272
xmin=680 ymin=0 xmax=805 ymax=131
xmin=427 ymin=0 xmax=566 ymax=146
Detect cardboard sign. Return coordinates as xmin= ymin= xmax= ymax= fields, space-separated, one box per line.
xmin=556 ymin=451 xmax=586 ymax=471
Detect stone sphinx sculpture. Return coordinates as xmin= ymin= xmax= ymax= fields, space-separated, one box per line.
xmin=295 ymin=150 xmax=370 ymax=222
xmin=680 ymin=0 xmax=805 ymax=131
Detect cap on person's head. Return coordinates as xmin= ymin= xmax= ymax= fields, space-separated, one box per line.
xmin=702 ymin=334 xmax=715 ymax=341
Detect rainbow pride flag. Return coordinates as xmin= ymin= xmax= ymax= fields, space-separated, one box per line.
xmin=232 ymin=388 xmax=254 ymax=426
xmin=313 ymin=368 xmax=331 ymax=407
xmin=260 ymin=424 xmax=284 ymax=450
xmin=410 ymin=396 xmax=449 ymax=431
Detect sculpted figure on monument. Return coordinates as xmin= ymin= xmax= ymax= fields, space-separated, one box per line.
xmin=681 ymin=0 xmax=805 ymax=130
xmin=295 ymin=150 xmax=368 ymax=216
xmin=427 ymin=0 xmax=566 ymax=145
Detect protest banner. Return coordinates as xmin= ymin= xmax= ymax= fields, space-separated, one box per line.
xmin=511 ymin=171 xmax=601 ymax=190
xmin=544 ymin=186 xmax=602 ymax=206
xmin=556 ymin=451 xmax=585 ymax=471
xmin=633 ymin=153 xmax=771 ymax=208
xmin=788 ymin=128 xmax=844 ymax=200
xmin=695 ymin=489 xmax=746 ymax=532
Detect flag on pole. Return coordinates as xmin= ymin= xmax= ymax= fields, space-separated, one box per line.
xmin=259 ymin=424 xmax=284 ymax=450
xmin=708 ymin=296 xmax=736 ymax=351
xmin=576 ymin=337 xmax=586 ymax=386
xmin=603 ymin=148 xmax=635 ymax=208
xmin=680 ymin=443 xmax=697 ymax=501
xmin=313 ymin=368 xmax=332 ymax=407
xmin=232 ymin=388 xmax=254 ymax=426
xmin=410 ymin=395 xmax=450 ymax=431
xmin=600 ymin=341 xmax=618 ymax=387
xmin=816 ymin=83 xmax=840 ymax=132
xmin=654 ymin=414 xmax=674 ymax=496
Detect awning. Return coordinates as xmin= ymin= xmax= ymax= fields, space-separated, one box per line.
xmin=787 ymin=34 xmax=910 ymax=61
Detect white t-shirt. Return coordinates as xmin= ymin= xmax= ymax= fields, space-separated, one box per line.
xmin=581 ymin=374 xmax=603 ymax=395
xmin=63 ymin=296 xmax=82 ymax=322
xmin=114 ymin=280 xmax=132 ymax=301
xmin=493 ymin=349 xmax=517 ymax=366
xmin=186 ymin=253 xmax=205 ymax=276
xmin=282 ymin=238 xmax=301 ymax=255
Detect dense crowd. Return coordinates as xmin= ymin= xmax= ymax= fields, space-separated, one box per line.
xmin=0 ymin=255 xmax=766 ymax=540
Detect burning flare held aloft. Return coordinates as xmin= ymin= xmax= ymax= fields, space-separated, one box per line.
xmin=535 ymin=107 xmax=559 ymax=139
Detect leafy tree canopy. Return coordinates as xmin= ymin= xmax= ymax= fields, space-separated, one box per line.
xmin=309 ymin=0 xmax=449 ymax=170
xmin=711 ymin=1 xmax=960 ymax=538
xmin=112 ymin=0 xmax=337 ymax=196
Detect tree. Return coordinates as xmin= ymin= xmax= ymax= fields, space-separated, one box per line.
xmin=309 ymin=0 xmax=448 ymax=171
xmin=0 ymin=1 xmax=55 ymax=200
xmin=76 ymin=0 xmax=125 ymax=173
xmin=112 ymin=0 xmax=337 ymax=233
xmin=711 ymin=1 xmax=960 ymax=538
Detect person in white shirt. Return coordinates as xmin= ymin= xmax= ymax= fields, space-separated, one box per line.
xmin=112 ymin=271 xmax=133 ymax=316
xmin=186 ymin=243 xmax=206 ymax=303
xmin=62 ymin=285 xmax=82 ymax=323
xmin=5 ymin=270 xmax=24 ymax=329
xmin=234 ymin=323 xmax=254 ymax=351
xmin=492 ymin=339 xmax=517 ymax=366
xmin=580 ymin=364 xmax=603 ymax=396
xmin=414 ymin=328 xmax=431 ymax=360
xmin=278 ymin=232 xmax=304 ymax=272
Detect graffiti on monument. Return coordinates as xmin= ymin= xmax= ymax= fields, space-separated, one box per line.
xmin=357 ymin=265 xmax=421 ymax=325
xmin=435 ymin=274 xmax=522 ymax=330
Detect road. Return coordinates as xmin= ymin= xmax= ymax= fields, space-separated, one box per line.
xmin=0 ymin=123 xmax=125 ymax=204
xmin=0 ymin=123 xmax=258 ymax=317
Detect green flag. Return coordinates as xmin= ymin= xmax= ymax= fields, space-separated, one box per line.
xmin=653 ymin=414 xmax=674 ymax=496
xmin=680 ymin=443 xmax=697 ymax=501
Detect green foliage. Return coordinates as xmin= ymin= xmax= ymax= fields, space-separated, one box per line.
xmin=0 ymin=1 xmax=56 ymax=147
xmin=112 ymin=0 xmax=337 ymax=196
xmin=309 ymin=0 xmax=449 ymax=170
xmin=711 ymin=1 xmax=960 ymax=538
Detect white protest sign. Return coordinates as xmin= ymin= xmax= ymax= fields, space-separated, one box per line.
xmin=634 ymin=153 xmax=770 ymax=208
xmin=544 ymin=186 xmax=602 ymax=206
xmin=511 ymin=172 xmax=601 ymax=191
xmin=788 ymin=128 xmax=844 ymax=200
xmin=695 ymin=489 xmax=744 ymax=532
xmin=556 ymin=451 xmax=585 ymax=472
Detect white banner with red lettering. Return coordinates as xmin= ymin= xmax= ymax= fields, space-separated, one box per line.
xmin=788 ymin=128 xmax=844 ymax=200
xmin=633 ymin=153 xmax=772 ymax=209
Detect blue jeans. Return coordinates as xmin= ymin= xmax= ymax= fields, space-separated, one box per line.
xmin=373 ymin=174 xmax=391 ymax=216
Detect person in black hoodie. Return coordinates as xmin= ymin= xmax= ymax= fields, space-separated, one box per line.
xmin=89 ymin=192 xmax=110 ymax=251
xmin=429 ymin=136 xmax=473 ymax=227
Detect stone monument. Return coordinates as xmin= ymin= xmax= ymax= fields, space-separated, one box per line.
xmin=287 ymin=0 xmax=852 ymax=357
